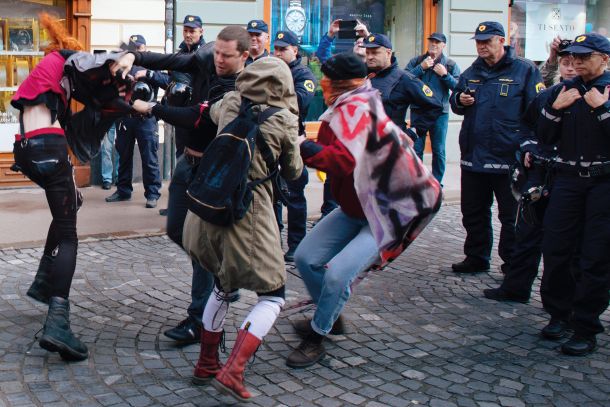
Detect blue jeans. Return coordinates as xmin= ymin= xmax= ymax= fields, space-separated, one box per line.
xmin=414 ymin=113 xmax=449 ymax=184
xmin=167 ymin=156 xmax=214 ymax=322
xmin=294 ymin=208 xmax=380 ymax=335
xmin=101 ymin=123 xmax=118 ymax=183
xmin=320 ymin=176 xmax=338 ymax=217
xmin=116 ymin=117 xmax=162 ymax=200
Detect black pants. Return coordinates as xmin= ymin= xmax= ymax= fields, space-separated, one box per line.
xmin=274 ymin=168 xmax=309 ymax=251
xmin=460 ymin=170 xmax=517 ymax=265
xmin=541 ymin=174 xmax=610 ymax=337
xmin=14 ymin=134 xmax=78 ymax=299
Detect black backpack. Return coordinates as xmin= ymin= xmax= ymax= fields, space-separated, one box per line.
xmin=186 ymin=98 xmax=281 ymax=226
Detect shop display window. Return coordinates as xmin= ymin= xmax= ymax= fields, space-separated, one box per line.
xmin=511 ymin=0 xmax=609 ymax=61
xmin=0 ymin=0 xmax=67 ymax=147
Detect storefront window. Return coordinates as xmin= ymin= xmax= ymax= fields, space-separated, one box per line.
xmin=1 ymin=0 xmax=67 ymax=151
xmin=271 ymin=0 xmax=386 ymax=120
xmin=511 ymin=0 xmax=609 ymax=61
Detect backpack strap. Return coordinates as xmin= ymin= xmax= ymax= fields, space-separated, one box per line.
xmin=248 ymin=106 xmax=282 ymax=188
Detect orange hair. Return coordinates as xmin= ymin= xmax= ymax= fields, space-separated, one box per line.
xmin=39 ymin=12 xmax=84 ymax=54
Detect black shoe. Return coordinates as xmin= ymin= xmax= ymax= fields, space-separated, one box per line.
xmin=500 ymin=263 xmax=510 ymax=274
xmin=541 ymin=318 xmax=570 ymax=340
xmin=102 ymin=181 xmax=112 ymax=190
xmin=483 ymin=288 xmax=529 ymax=304
xmin=27 ymin=254 xmax=54 ymax=304
xmin=163 ymin=317 xmax=201 ymax=344
xmin=39 ymin=297 xmax=88 ymax=361
xmin=452 ymin=258 xmax=490 ymax=273
xmin=159 ymin=208 xmax=168 ymax=216
xmin=145 ymin=199 xmax=157 ymax=208
xmin=293 ymin=316 xmax=345 ymax=338
xmin=105 ymin=191 xmax=131 ymax=202
xmin=561 ymin=334 xmax=596 ymax=356
xmin=286 ymin=336 xmax=326 ymax=368
xmin=284 ymin=248 xmax=296 ymax=262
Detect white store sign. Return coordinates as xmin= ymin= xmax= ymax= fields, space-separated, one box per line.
xmin=525 ymin=2 xmax=586 ymax=61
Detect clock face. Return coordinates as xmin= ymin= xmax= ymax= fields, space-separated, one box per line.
xmin=286 ymin=10 xmax=306 ymax=33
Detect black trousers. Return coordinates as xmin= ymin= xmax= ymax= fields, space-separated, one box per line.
xmin=14 ymin=134 xmax=78 ymax=299
xmin=460 ymin=170 xmax=517 ymax=265
xmin=541 ymin=174 xmax=610 ymax=337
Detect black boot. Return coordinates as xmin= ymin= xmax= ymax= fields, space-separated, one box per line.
xmin=27 ymin=255 xmax=54 ymax=304
xmin=39 ymin=297 xmax=88 ymax=361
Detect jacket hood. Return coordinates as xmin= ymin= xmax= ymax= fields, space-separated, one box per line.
xmin=236 ymin=57 xmax=298 ymax=114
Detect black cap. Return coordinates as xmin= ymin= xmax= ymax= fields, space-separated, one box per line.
xmin=183 ymin=15 xmax=202 ymax=29
xmin=471 ymin=21 xmax=505 ymax=40
xmin=128 ymin=34 xmax=146 ymax=47
xmin=564 ymin=33 xmax=610 ymax=55
xmin=321 ymin=52 xmax=368 ymax=81
xmin=274 ymin=30 xmax=299 ymax=47
xmin=360 ymin=33 xmax=393 ymax=49
xmin=247 ymin=20 xmax=268 ymax=34
xmin=428 ymin=32 xmax=446 ymax=43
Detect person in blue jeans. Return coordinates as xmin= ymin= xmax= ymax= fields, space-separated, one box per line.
xmin=406 ymin=32 xmax=460 ymax=184
xmin=100 ymin=123 xmax=118 ymax=189
xmin=286 ymin=53 xmax=380 ymax=368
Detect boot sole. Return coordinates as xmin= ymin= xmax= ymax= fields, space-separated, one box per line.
xmin=285 ymin=349 xmax=326 ymax=368
xmin=192 ymin=375 xmax=215 ymax=386
xmin=39 ymin=335 xmax=88 ymax=361
xmin=211 ymin=378 xmax=251 ymax=403
xmin=561 ymin=344 xmax=597 ymax=356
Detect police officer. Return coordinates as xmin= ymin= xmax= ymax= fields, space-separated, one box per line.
xmin=271 ymin=30 xmax=316 ymax=262
xmin=106 ymin=35 xmax=162 ymax=209
xmin=407 ymin=32 xmax=461 ymax=184
xmin=536 ymin=33 xmax=610 ymax=356
xmin=360 ymin=33 xmax=443 ymax=135
xmin=137 ymin=15 xmax=205 ymax=159
xmin=246 ymin=20 xmax=269 ymax=65
xmin=449 ymin=21 xmax=543 ymax=274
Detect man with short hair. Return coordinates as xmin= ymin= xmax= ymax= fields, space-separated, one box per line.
xmin=272 ymin=30 xmax=317 ymax=261
xmin=449 ymin=21 xmax=543 ymax=275
xmin=246 ymin=19 xmax=269 ymax=65
xmin=106 ymin=34 xmax=162 ymax=209
xmin=407 ymin=32 xmax=460 ymax=184
xmin=361 ymin=33 xmax=443 ymax=135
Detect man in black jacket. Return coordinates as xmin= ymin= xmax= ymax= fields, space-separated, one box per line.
xmin=113 ymin=26 xmax=250 ymax=345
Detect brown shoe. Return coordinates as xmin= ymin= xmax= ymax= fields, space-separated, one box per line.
xmin=292 ymin=316 xmax=345 ymax=338
xmin=286 ymin=337 xmax=326 ymax=368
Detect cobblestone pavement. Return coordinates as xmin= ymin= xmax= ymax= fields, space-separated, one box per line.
xmin=0 ymin=204 xmax=608 ymax=407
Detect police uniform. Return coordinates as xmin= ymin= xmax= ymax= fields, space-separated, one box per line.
xmin=271 ymin=30 xmax=317 ymax=259
xmin=110 ymin=35 xmax=162 ymax=206
xmin=360 ymin=33 xmax=443 ymax=134
xmin=536 ymin=33 xmax=610 ymax=355
xmin=449 ymin=22 xmax=543 ymax=273
xmin=245 ymin=20 xmax=270 ymax=66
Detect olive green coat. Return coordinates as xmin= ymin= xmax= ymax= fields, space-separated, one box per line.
xmin=183 ymin=57 xmax=303 ymax=293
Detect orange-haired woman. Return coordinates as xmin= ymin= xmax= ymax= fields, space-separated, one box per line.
xmin=10 ymin=14 xmax=128 ymax=361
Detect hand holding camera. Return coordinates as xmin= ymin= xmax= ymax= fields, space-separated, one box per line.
xmin=460 ymin=87 xmax=476 ymax=106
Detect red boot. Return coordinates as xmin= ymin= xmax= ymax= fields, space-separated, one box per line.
xmin=211 ymin=328 xmax=261 ymax=402
xmin=192 ymin=329 xmax=224 ymax=385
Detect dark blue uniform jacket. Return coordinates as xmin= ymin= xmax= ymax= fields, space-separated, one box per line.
xmin=369 ymin=58 xmax=443 ymax=133
xmin=406 ymin=53 xmax=461 ymax=114
xmin=450 ymin=46 xmax=543 ymax=173
xmin=537 ymin=71 xmax=610 ymax=162
xmin=288 ymin=55 xmax=316 ymax=135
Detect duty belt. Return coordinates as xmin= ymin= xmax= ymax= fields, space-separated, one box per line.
xmin=554 ymin=161 xmax=610 ymax=178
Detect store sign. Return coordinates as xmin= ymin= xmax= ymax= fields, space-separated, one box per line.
xmin=525 ymin=2 xmax=586 ymax=60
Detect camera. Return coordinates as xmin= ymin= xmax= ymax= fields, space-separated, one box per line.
xmin=338 ymin=20 xmax=358 ymax=40
xmin=558 ymin=39 xmax=572 ymax=55
xmin=464 ymin=87 xmax=476 ymax=96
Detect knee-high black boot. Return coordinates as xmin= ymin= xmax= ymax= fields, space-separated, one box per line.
xmin=39 ymin=297 xmax=88 ymax=361
xmin=27 ymin=254 xmax=54 ymax=304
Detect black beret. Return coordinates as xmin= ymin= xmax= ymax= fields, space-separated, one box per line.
xmin=321 ymin=52 xmax=367 ymax=81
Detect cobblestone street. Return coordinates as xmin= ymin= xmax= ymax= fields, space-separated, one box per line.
xmin=0 ymin=203 xmax=608 ymax=407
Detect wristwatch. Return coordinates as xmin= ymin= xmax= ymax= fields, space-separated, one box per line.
xmin=285 ymin=0 xmax=306 ymax=40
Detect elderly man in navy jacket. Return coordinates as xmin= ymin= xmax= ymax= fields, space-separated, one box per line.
xmin=450 ymin=21 xmax=544 ymax=274
xmin=407 ymin=32 xmax=460 ymax=184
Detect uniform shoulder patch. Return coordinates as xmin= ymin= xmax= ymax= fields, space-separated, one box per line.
xmin=422 ymin=84 xmax=433 ymax=97
xmin=304 ymin=79 xmax=315 ymax=93
xmin=535 ymin=82 xmax=546 ymax=93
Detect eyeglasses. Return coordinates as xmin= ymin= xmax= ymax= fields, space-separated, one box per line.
xmin=570 ymin=52 xmax=604 ymax=61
